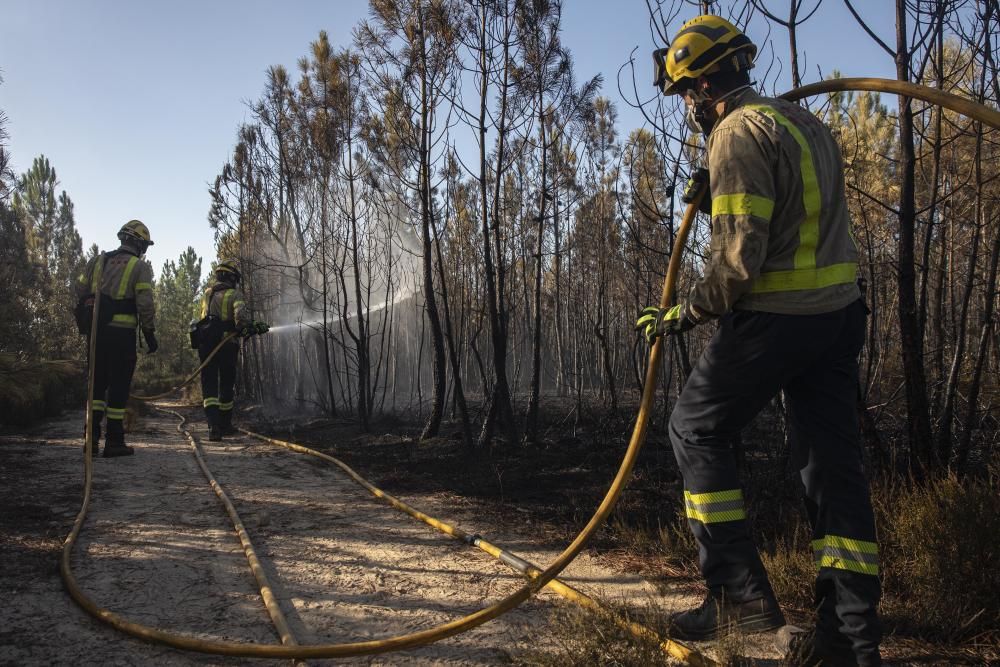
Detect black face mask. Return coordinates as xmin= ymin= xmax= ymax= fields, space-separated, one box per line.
xmin=120 ymin=236 xmax=149 ymax=257
xmin=685 ymin=101 xmax=715 ymax=137
xmin=684 ymin=84 xmax=753 ymax=137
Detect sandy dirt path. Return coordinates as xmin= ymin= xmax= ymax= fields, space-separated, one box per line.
xmin=1 ymin=406 xmax=707 ymax=666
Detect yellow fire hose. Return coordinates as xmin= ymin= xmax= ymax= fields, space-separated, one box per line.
xmin=129 ymin=332 xmax=238 ymax=401
xmin=61 ymin=78 xmax=1000 ymax=660
xmin=779 ymin=77 xmax=1000 ymax=130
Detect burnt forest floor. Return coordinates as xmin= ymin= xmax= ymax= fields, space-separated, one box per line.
xmin=248 ymin=394 xmax=999 ymax=666
xmin=2 ymin=393 xmax=995 ymax=666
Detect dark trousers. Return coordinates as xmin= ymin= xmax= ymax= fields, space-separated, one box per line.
xmin=199 ymin=337 xmax=238 ymax=416
xmin=88 ymin=326 xmax=137 ymax=432
xmin=668 ymin=300 xmax=881 ymax=662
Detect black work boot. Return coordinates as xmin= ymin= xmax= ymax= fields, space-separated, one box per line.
xmin=103 ymin=419 xmax=135 ymax=457
xmin=669 ymin=591 xmax=785 ymax=640
xmin=205 ymin=406 xmax=222 ymax=441
xmin=776 ymin=625 xmax=874 ymax=667
xmin=218 ymin=409 xmax=237 ymax=436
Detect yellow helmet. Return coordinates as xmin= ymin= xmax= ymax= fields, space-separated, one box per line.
xmin=215 ymin=258 xmax=242 ymax=283
xmin=118 ymin=219 xmax=154 ymax=245
xmin=653 ymin=15 xmax=757 ymax=96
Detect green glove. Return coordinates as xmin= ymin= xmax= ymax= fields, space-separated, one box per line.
xmin=683 ymin=167 xmax=712 ymax=214
xmin=254 ymin=321 xmax=269 ymax=335
xmin=635 ymin=304 xmax=696 ymax=343
xmin=238 ymin=324 xmax=254 ymax=338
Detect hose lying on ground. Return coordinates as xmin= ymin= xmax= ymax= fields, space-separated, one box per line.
xmin=166 ymin=408 xmax=300 ymax=650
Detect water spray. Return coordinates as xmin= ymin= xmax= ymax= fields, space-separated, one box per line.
xmin=268 ymin=287 xmax=418 ymax=334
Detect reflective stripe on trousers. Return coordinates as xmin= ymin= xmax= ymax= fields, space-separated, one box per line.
xmin=667 ymin=300 xmax=881 ymax=657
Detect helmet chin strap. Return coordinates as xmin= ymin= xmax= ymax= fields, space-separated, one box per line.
xmin=685 ymin=83 xmax=754 ymax=137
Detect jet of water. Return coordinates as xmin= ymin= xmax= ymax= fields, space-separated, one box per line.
xmin=268 ymin=286 xmax=417 ymax=333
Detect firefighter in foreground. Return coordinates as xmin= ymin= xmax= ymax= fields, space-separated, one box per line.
xmin=75 ymin=220 xmax=158 ymax=457
xmin=192 ymin=259 xmax=268 ymax=441
xmin=638 ymin=16 xmax=881 ymax=666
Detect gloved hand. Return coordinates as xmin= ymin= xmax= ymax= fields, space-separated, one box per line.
xmin=683 ymin=167 xmax=712 ymax=214
xmin=238 ymin=324 xmax=254 ymax=338
xmin=635 ymin=304 xmax=697 ymax=343
xmin=253 ymin=321 xmax=269 ymax=335
xmin=143 ymin=329 xmax=159 ymax=354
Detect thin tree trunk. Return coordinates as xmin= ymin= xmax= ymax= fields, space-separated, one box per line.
xmin=895 ymin=0 xmax=934 ymax=474
xmin=937 ymin=127 xmax=983 ymax=465
xmin=433 ymin=183 xmax=473 ymax=449
xmin=417 ymin=9 xmax=447 ymax=441
xmin=525 ymin=95 xmax=548 ymax=444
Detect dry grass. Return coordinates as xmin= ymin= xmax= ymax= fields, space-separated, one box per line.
xmin=517 ymin=600 xmax=769 ymax=667
xmin=591 ymin=462 xmax=1000 ymax=663
xmin=610 ymin=508 xmax=700 ymax=576
xmin=760 ymin=470 xmax=1000 ymax=644
xmin=760 ymin=527 xmax=815 ymax=614
xmin=737 ymin=467 xmax=999 ymax=649
xmin=516 ymin=602 xmax=682 ymax=667
xmin=877 ymin=469 xmax=1000 ymax=643
xmin=713 ymin=622 xmax=754 ymax=666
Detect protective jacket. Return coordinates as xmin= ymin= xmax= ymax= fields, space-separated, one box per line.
xmin=689 ymin=89 xmax=860 ymax=319
xmin=198 ymin=279 xmax=249 ymax=440
xmin=200 ymin=281 xmax=250 ymax=332
xmin=75 ymin=245 xmax=156 ymax=332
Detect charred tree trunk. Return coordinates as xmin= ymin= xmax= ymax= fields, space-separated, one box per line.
xmin=937 ymin=126 xmax=983 ymax=465
xmin=895 ymin=0 xmax=934 ymax=474
xmin=417 ymin=11 xmax=447 ymax=441
xmin=525 ymin=96 xmax=548 ymax=444
xmin=433 ymin=187 xmax=473 ymax=450
xmin=476 ymin=3 xmax=518 ymax=447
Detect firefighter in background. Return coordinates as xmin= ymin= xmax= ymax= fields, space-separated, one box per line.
xmin=75 ymin=219 xmax=158 ymax=457
xmin=195 ymin=259 xmax=268 ymax=440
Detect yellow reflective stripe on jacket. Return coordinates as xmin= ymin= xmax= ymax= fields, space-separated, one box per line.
xmin=812 ymin=535 xmax=879 ymax=576
xmin=750 ymin=262 xmax=857 ymax=294
xmin=746 ymin=104 xmax=820 ymax=271
xmin=712 ymin=193 xmax=775 ymax=220
xmin=684 ymin=489 xmax=746 ymax=524
xmin=200 ymin=290 xmax=211 ymax=319
xmin=135 ymin=282 xmax=152 ymax=292
xmin=106 ymin=407 xmax=126 ymax=420
xmin=91 ymin=400 xmax=106 ymax=411
xmin=109 ymin=314 xmax=137 ymax=327
xmin=116 ymin=256 xmax=139 ymax=299
xmin=219 ymin=401 xmax=234 ymax=411
xmin=203 ymin=397 xmax=220 ymax=408
xmin=91 ymin=255 xmax=105 ymax=293
xmin=221 ymin=289 xmax=235 ymax=321
xmin=744 ymin=103 xmax=857 ymax=295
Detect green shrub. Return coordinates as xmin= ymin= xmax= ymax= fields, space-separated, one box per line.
xmin=0 ymin=353 xmax=84 ymax=426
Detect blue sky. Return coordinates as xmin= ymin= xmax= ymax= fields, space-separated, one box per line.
xmin=1 ymin=1 xmax=897 ymax=278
